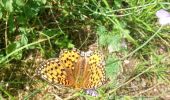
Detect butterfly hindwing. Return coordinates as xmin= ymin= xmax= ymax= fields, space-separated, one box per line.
xmin=83 ymin=51 xmax=106 ymax=89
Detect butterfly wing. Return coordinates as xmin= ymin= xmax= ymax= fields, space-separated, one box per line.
xmin=36 ymin=48 xmax=81 ymax=87
xmin=82 ymin=51 xmax=106 ymax=89
xmin=36 ymin=59 xmax=73 ymax=86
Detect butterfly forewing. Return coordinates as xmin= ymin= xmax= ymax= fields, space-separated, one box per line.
xmin=36 ymin=59 xmax=75 ymax=86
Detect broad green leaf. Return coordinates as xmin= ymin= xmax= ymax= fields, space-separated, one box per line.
xmin=5 ymin=0 xmax=13 ymax=12
xmin=16 ymin=0 xmax=25 ymax=6
xmin=41 ymin=0 xmax=46 ymax=4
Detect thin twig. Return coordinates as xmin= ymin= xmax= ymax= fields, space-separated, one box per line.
xmin=135 ymin=83 xmax=160 ymax=96
xmin=5 ymin=12 xmax=8 ymax=48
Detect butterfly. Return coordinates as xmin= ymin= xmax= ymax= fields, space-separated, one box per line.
xmin=36 ymin=48 xmax=106 ymax=90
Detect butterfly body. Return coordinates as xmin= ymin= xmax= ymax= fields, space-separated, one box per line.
xmin=36 ymin=48 xmax=106 ymax=89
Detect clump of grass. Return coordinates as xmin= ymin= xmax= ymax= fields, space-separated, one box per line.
xmin=0 ymin=0 xmax=169 ymax=99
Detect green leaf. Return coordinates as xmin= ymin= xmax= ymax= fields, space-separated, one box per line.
xmin=97 ymin=26 xmax=106 ymax=35
xmin=124 ymin=29 xmax=138 ymax=46
xmin=5 ymin=0 xmax=13 ymax=12
xmin=67 ymin=43 xmax=74 ymax=49
xmin=8 ymin=14 xmax=15 ymax=33
xmin=0 ymin=8 xmax=3 ymax=19
xmin=55 ymin=35 xmax=73 ymax=48
xmin=6 ymin=42 xmax=22 ymax=60
xmin=6 ymin=42 xmax=20 ymax=54
xmin=21 ymin=34 xmax=28 ymax=46
xmin=35 ymin=0 xmax=46 ymax=4
xmin=41 ymin=0 xmax=46 ymax=4
xmin=106 ymin=55 xmax=120 ymax=81
xmin=99 ymin=35 xmax=109 ymax=46
xmin=16 ymin=0 xmax=25 ymax=6
xmin=114 ymin=0 xmax=122 ymax=8
xmin=108 ymin=34 xmax=121 ymax=52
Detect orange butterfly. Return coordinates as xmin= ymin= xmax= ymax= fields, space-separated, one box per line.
xmin=36 ymin=48 xmax=106 ymax=90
